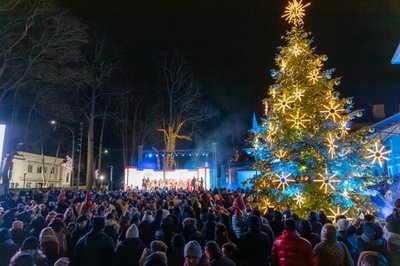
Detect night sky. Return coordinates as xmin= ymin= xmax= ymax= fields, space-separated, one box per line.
xmin=60 ymin=0 xmax=400 ymax=122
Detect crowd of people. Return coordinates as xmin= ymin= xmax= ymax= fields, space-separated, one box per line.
xmin=141 ymin=177 xmax=204 ymax=192
xmin=0 ymin=187 xmax=399 ymax=266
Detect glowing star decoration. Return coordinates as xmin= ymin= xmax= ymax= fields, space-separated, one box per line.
xmin=307 ymin=69 xmax=321 ymax=84
xmin=276 ymin=149 xmax=287 ymax=159
xmin=326 ymin=133 xmax=338 ymax=158
xmin=293 ymin=87 xmax=305 ymax=101
xmin=366 ymin=142 xmax=391 ymax=167
xmin=287 ymin=109 xmax=310 ymax=129
xmin=293 ymin=191 xmax=305 ymax=207
xmin=274 ymin=95 xmax=294 ymax=113
xmin=282 ymin=0 xmax=311 ymax=25
xmin=328 ymin=206 xmax=350 ymax=220
xmin=259 ymin=198 xmax=275 ymax=214
xmin=291 ymin=44 xmax=301 ymax=57
xmin=320 ymin=100 xmax=345 ymax=122
xmin=314 ymin=170 xmax=340 ymax=193
xmin=273 ymin=172 xmax=294 ymax=190
xmin=340 ymin=120 xmax=350 ymax=137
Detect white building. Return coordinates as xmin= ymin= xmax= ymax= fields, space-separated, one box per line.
xmin=8 ymin=152 xmax=71 ymax=189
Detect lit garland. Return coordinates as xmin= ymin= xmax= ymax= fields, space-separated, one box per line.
xmin=366 ymin=142 xmax=391 ymax=167
xmin=314 ymin=170 xmax=340 ymax=193
xmin=282 ymin=0 xmax=311 ymax=25
xmin=276 ymin=149 xmax=288 ymax=159
xmin=320 ymin=100 xmax=345 ymax=122
xmin=273 ymin=172 xmax=294 ymax=190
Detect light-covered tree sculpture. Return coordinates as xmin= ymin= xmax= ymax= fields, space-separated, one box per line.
xmin=247 ymin=0 xmax=390 ymax=217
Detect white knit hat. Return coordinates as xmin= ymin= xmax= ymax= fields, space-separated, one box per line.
xmin=126 ymin=224 xmax=139 ymax=239
xmin=337 ymin=219 xmax=350 ymax=231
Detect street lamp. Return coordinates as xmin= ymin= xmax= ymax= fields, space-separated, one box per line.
xmin=100 ymin=175 xmax=104 ymax=188
xmin=51 ymin=120 xmax=75 ymax=188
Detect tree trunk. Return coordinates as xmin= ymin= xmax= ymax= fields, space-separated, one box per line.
xmin=163 ymin=127 xmax=176 ymax=170
xmin=85 ymin=90 xmax=95 ymax=190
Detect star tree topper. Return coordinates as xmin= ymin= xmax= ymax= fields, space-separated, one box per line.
xmin=282 ymin=0 xmax=311 ymax=25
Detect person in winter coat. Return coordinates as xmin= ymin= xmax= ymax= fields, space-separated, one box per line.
xmin=222 ymin=242 xmax=240 ymax=266
xmin=0 ymin=228 xmax=19 ymax=266
xmin=49 ymin=218 xmax=67 ymax=257
xmin=271 ymin=218 xmax=313 ymax=266
xmin=15 ymin=237 xmax=47 ymax=266
xmin=383 ymin=223 xmax=400 ymax=266
xmin=202 ymin=212 xmax=217 ymax=243
xmin=10 ymin=221 xmax=27 ymax=247
xmin=115 ymin=224 xmax=145 ymax=266
xmin=386 ymin=198 xmax=400 ymax=235
xmin=307 ymin=211 xmax=323 ymax=235
xmin=349 ymin=222 xmax=387 ymax=260
xmin=205 ymin=240 xmax=236 ymax=266
xmin=251 ymin=210 xmax=275 ymax=241
xmin=220 ymin=213 xmax=239 ymax=244
xmin=138 ymin=210 xmax=154 ymax=246
xmin=337 ymin=219 xmax=353 ymax=252
xmin=237 ymin=215 xmax=272 ymax=266
xmin=168 ymin=234 xmax=186 ymax=266
xmin=269 ymin=211 xmax=285 ymax=238
xmin=313 ymin=224 xmax=354 ymax=266
xmin=29 ymin=215 xmax=45 ymax=239
xmin=147 ymin=209 xmax=163 ymax=246
xmin=184 ymin=240 xmax=210 ymax=266
xmin=73 ymin=216 xmax=115 ymax=266
xmin=318 ymin=210 xmax=332 ymax=225
xmin=70 ymin=215 xmax=89 ymax=256
xmin=39 ymin=227 xmax=60 ymax=266
xmin=183 ymin=218 xmax=204 ymax=246
xmin=357 ymin=251 xmax=388 ymax=266
xmin=215 ymin=223 xmax=232 ymax=248
xmin=231 ymin=208 xmax=246 ymax=239
xmin=297 ymin=219 xmax=321 ymax=248
xmin=104 ymin=212 xmax=120 ymax=245
xmin=155 ymin=216 xmax=176 ymax=249
xmin=9 ymin=252 xmax=35 ymax=266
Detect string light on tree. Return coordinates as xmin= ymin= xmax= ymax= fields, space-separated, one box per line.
xmin=366 ymin=142 xmax=391 ymax=167
xmin=293 ymin=190 xmax=305 ymax=207
xmin=328 ymin=206 xmax=351 ymax=220
xmin=287 ymin=109 xmax=310 ymax=129
xmin=320 ymin=100 xmax=345 ymax=122
xmin=291 ymin=44 xmax=302 ymax=57
xmin=273 ymin=172 xmax=294 ymax=190
xmin=274 ymin=95 xmax=294 ymax=113
xmin=259 ymin=198 xmax=275 ymax=214
xmin=326 ymin=133 xmax=338 ymax=158
xmin=276 ymin=149 xmax=288 ymax=159
xmin=307 ymin=69 xmax=321 ymax=84
xmin=282 ymin=0 xmax=311 ymax=25
xmin=340 ymin=120 xmax=350 ymax=137
xmin=314 ymin=170 xmax=340 ymax=193
xmin=293 ymin=87 xmax=305 ymax=101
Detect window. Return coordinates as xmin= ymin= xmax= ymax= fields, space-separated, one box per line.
xmin=44 ymin=166 xmax=48 ymax=173
xmin=66 ymin=173 xmax=69 ymax=183
xmin=26 ymin=182 xmax=31 ymax=188
xmin=50 ymin=167 xmax=55 ymax=175
xmin=37 ymin=166 xmax=42 ymax=174
xmin=28 ymin=165 xmax=33 ymax=173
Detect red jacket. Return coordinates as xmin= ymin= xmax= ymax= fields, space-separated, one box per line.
xmin=272 ymin=230 xmax=314 ymax=266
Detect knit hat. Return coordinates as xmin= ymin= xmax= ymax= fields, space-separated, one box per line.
xmin=12 ymin=220 xmax=24 ymax=230
xmin=11 ymin=252 xmax=34 ymax=266
xmin=49 ymin=218 xmax=65 ymax=233
xmin=183 ymin=217 xmax=197 ymax=227
xmin=54 ymin=257 xmax=70 ymax=266
xmin=247 ymin=215 xmax=261 ymax=232
xmin=92 ymin=216 xmax=106 ymax=230
xmin=171 ymin=234 xmax=185 ymax=248
xmin=150 ymin=240 xmax=168 ymax=253
xmin=160 ymin=216 xmax=174 ymax=228
xmin=0 ymin=228 xmax=11 ymax=243
xmin=142 ymin=210 xmax=154 ymax=223
xmin=284 ymin=218 xmax=297 ymax=231
xmin=337 ymin=219 xmax=350 ymax=232
xmin=143 ymin=251 xmax=168 ymax=266
xmin=363 ymin=222 xmax=383 ymax=240
xmin=21 ymin=237 xmax=39 ymax=251
xmin=321 ymin=224 xmax=338 ymax=243
xmin=126 ymin=224 xmax=139 ymax=239
xmin=357 ymin=251 xmax=388 ymax=266
xmin=184 ymin=240 xmax=202 ymax=258
xmin=39 ymin=227 xmax=58 ymax=243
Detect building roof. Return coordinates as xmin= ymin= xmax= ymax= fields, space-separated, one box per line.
xmin=392 ymin=42 xmax=400 ymax=64
xmin=371 ymin=112 xmax=400 ymax=141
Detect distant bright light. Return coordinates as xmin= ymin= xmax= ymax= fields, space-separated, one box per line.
xmin=100 ymin=175 xmax=104 ymax=180
xmin=104 ymin=149 xmax=109 ymax=154
xmin=50 ymin=120 xmax=56 ymax=125
xmin=148 ymin=153 xmax=153 ymax=158
xmin=0 ymin=125 xmax=5 ymax=166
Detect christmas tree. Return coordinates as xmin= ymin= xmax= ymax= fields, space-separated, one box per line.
xmin=247 ymin=0 xmax=390 ymax=218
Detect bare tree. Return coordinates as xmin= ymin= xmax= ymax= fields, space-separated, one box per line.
xmin=0 ymin=0 xmax=88 ymax=193
xmin=157 ymin=51 xmax=218 ymax=169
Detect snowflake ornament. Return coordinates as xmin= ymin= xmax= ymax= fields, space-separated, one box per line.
xmin=326 ymin=133 xmax=338 ymax=158
xmin=282 ymin=0 xmax=311 ymax=25
xmin=293 ymin=191 xmax=305 ymax=207
xmin=287 ymin=109 xmax=310 ymax=129
xmin=274 ymin=95 xmax=294 ymax=113
xmin=273 ymin=172 xmax=295 ymax=190
xmin=320 ymin=100 xmax=345 ymax=122
xmin=314 ymin=170 xmax=340 ymax=193
xmin=366 ymin=142 xmax=391 ymax=167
